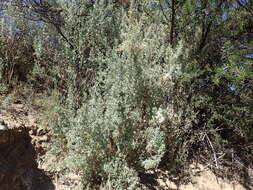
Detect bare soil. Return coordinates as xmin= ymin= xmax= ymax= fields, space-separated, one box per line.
xmin=0 ymin=101 xmax=252 ymax=190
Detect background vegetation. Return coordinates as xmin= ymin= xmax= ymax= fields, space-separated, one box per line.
xmin=0 ymin=0 xmax=252 ymax=189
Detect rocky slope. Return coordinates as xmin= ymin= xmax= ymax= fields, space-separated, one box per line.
xmin=0 ymin=103 xmax=54 ymax=190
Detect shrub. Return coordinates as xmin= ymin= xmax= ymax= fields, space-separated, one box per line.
xmin=49 ymin=4 xmax=187 ymax=188
xmin=0 ymin=35 xmax=35 ymax=88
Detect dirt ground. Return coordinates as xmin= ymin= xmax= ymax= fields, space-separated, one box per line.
xmin=155 ymin=164 xmax=250 ymax=190
xmin=0 ymin=101 xmax=252 ymax=190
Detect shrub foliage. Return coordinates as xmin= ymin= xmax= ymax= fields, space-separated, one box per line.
xmin=1 ymin=0 xmax=252 ymax=189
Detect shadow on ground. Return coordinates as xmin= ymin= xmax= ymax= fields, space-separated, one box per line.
xmin=0 ymin=124 xmax=55 ymax=190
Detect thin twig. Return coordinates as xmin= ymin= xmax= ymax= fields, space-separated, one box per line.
xmin=203 ymin=153 xmax=225 ymax=170
xmin=159 ymin=0 xmax=170 ymax=24
xmin=206 ymin=134 xmax=218 ymax=168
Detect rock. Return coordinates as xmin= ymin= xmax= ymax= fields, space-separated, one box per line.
xmin=0 ymin=125 xmax=54 ymax=190
xmin=0 ymin=124 xmax=7 ymax=130
xmin=0 ymin=121 xmax=7 ymax=130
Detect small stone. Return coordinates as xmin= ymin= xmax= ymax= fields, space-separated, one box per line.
xmin=0 ymin=124 xmax=7 ymax=130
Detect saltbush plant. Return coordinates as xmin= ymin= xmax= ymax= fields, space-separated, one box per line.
xmin=50 ymin=3 xmax=185 ymax=188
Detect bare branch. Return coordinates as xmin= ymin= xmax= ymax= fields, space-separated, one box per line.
xmin=11 ymin=0 xmax=74 ymax=49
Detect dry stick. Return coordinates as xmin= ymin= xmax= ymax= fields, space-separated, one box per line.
xmin=235 ymin=158 xmax=250 ymax=170
xmin=203 ymin=153 xmax=225 ymax=170
xmin=206 ymin=134 xmax=218 ymax=168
